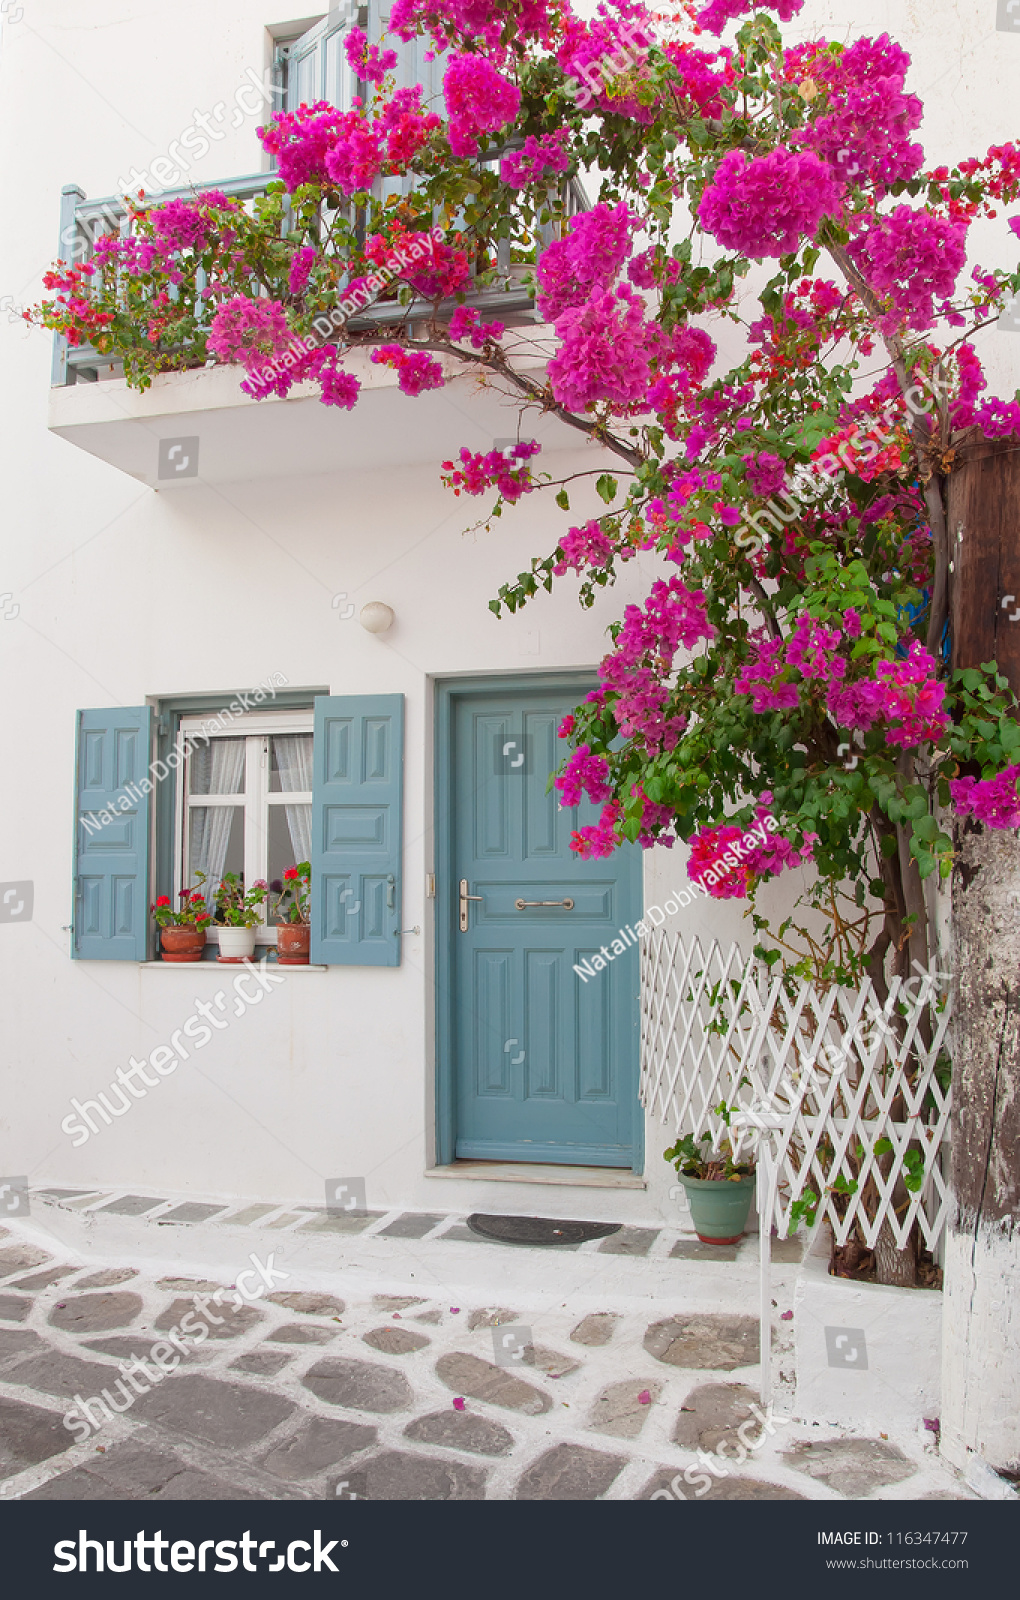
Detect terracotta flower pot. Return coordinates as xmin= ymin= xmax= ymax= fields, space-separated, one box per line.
xmin=217 ymin=926 xmax=257 ymax=963
xmin=277 ymin=922 xmax=310 ymax=964
xmin=160 ymin=925 xmax=206 ymax=963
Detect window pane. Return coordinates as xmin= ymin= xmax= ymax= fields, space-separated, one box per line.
xmin=269 ymin=734 xmax=313 ymax=794
xmin=189 ymin=806 xmax=244 ymax=902
xmin=189 ymin=737 xmax=246 ymax=796
xmin=268 ymin=805 xmax=312 ymax=922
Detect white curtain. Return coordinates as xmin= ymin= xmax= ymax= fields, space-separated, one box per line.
xmin=189 ymin=739 xmax=246 ymax=894
xmin=274 ymin=734 xmax=313 ymax=863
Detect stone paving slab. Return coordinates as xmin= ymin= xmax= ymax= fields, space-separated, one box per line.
xmin=673 ymin=1381 xmax=762 ymax=1452
xmin=11 ymin=1266 xmax=78 ymax=1290
xmin=158 ymin=1203 xmax=230 ymax=1224
xmin=645 ymin=1314 xmax=761 ymax=1371
xmin=670 ymin=1239 xmax=739 ymax=1263
xmin=335 ymin=1449 xmax=488 ymax=1501
xmin=404 ymin=1409 xmax=515 ymax=1457
xmin=128 ymin=1373 xmax=297 ymax=1447
xmin=0 ymin=1293 xmax=31 ymax=1322
xmin=515 ymin=1444 xmax=627 ymax=1500
xmin=436 ymin=1352 xmax=551 ymax=1415
xmin=377 ymin=1214 xmax=446 ymax=1240
xmin=49 ymin=1292 xmax=144 ymax=1333
xmin=598 ymin=1227 xmax=660 ymax=1257
xmin=74 ymin=1269 xmax=138 ymax=1289
xmin=301 ymin=1356 xmax=414 ymax=1414
xmin=0 ymin=1211 xmax=969 ymax=1504
xmin=268 ymin=1291 xmax=345 ymax=1317
xmin=637 ymin=1465 xmax=809 ymax=1501
xmin=267 ymin=1322 xmax=337 ymax=1346
xmin=0 ymin=1396 xmax=76 ymax=1474
xmin=0 ymin=1245 xmax=51 ymax=1276
xmin=154 ymin=1296 xmax=263 ymax=1340
xmin=262 ymin=1417 xmax=377 ymax=1481
xmin=5 ymin=1348 xmax=131 ymax=1399
xmin=782 ymin=1438 xmax=918 ymax=1497
xmin=93 ymin=1196 xmax=168 ymax=1217
xmin=588 ymin=1379 xmax=660 ymax=1440
xmin=570 ymin=1313 xmax=618 ymax=1346
xmin=363 ymin=1326 xmax=431 ymax=1355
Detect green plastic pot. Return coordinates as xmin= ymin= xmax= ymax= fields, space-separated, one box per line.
xmin=678 ymin=1174 xmax=756 ymax=1244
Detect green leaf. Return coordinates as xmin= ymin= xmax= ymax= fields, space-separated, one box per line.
xmin=595 ymin=474 xmax=618 ymax=505
xmin=874 ymin=1137 xmax=893 ymax=1156
xmin=555 ymin=488 xmax=570 ymax=511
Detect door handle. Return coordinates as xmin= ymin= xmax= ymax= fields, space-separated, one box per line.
xmin=458 ymin=878 xmax=482 ymax=933
xmin=514 ymin=897 xmax=575 ymax=910
xmin=385 ymin=874 xmax=395 ymax=910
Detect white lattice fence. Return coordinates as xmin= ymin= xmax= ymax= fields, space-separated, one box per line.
xmin=640 ymin=931 xmax=952 ymax=1252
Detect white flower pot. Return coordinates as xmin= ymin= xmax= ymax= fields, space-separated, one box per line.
xmin=217 ymin=926 xmax=256 ymax=963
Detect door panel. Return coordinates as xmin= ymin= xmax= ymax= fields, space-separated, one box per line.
xmin=447 ymin=681 xmax=641 ymax=1167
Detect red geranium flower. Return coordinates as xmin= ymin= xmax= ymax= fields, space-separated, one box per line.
xmin=283 ymin=867 xmax=299 ymax=881
xmin=155 ymin=895 xmax=171 ymax=907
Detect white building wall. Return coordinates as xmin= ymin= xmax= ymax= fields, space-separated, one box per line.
xmin=0 ymin=0 xmax=1014 ymax=1220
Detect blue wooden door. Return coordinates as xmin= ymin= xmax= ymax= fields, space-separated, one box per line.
xmin=448 ymin=681 xmax=642 ymax=1167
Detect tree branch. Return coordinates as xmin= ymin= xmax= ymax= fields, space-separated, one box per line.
xmin=824 ymin=241 xmax=951 ymax=657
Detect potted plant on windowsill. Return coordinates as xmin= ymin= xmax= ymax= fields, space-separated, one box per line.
xmin=272 ymin=862 xmax=311 ymax=964
xmin=152 ymin=888 xmax=211 ymax=962
xmin=664 ymin=1117 xmax=756 ymax=1246
xmin=212 ymin=873 xmax=268 ymax=963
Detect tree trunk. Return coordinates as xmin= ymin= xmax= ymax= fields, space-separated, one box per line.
xmin=940 ymin=434 xmax=1020 ymax=1479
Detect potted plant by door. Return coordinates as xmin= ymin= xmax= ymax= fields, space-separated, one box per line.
xmin=151 ymin=888 xmax=211 ymax=961
xmin=664 ymin=1125 xmax=756 ymax=1245
xmin=212 ymin=873 xmax=268 ymax=963
xmin=272 ymin=862 xmax=311 ymax=964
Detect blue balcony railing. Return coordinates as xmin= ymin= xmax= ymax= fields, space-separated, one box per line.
xmin=50 ymin=164 xmax=589 ymax=387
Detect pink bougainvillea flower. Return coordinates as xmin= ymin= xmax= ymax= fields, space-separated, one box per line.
xmin=949 ymin=763 xmax=1020 ymax=829
xmin=443 ymin=53 xmax=521 ymax=158
xmin=370 ymin=344 xmax=445 ymax=397
xmin=452 ymin=1397 xmax=466 ymax=1410
xmin=697 ymin=0 xmax=804 ymax=34
xmin=698 ymin=147 xmax=843 ymax=260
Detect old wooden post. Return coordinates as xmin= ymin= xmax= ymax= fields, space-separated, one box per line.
xmin=940 ymin=432 xmax=1020 ymax=1480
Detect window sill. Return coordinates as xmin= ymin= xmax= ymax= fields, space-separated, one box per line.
xmin=141 ymin=961 xmax=327 ymax=971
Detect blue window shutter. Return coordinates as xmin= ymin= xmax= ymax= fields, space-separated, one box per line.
xmin=311 ymin=695 xmax=404 ymax=967
xmin=74 ymin=707 xmax=152 ymax=961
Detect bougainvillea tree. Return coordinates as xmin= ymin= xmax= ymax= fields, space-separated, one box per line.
xmin=31 ymin=0 xmax=1020 ymax=1465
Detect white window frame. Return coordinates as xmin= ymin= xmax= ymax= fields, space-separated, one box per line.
xmin=175 ymin=709 xmax=314 ymax=946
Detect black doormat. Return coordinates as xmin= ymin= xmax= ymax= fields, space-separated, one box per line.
xmin=466 ymin=1213 xmax=622 ymax=1247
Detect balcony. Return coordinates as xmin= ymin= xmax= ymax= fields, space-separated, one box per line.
xmin=47 ymin=169 xmax=588 ymax=487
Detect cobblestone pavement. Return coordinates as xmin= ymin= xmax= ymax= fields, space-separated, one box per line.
xmin=0 ymin=1191 xmax=971 ymax=1503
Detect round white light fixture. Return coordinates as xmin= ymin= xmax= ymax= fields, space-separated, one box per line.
xmin=360 ymin=601 xmax=395 ymax=634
